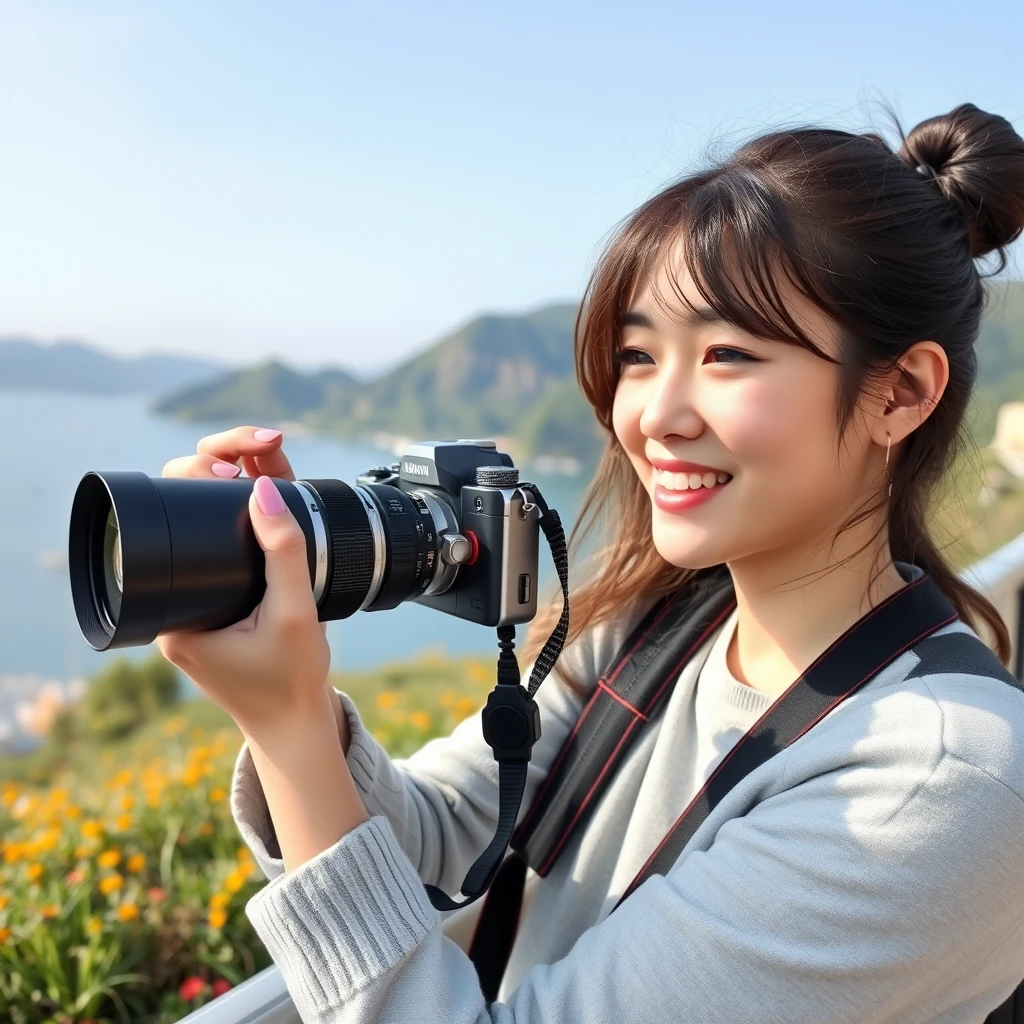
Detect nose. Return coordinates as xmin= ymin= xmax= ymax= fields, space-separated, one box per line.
xmin=637 ymin=362 xmax=704 ymax=442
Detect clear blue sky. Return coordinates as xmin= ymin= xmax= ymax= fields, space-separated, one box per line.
xmin=1 ymin=0 xmax=1021 ymax=372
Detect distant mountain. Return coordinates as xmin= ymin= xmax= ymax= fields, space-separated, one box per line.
xmin=0 ymin=337 xmax=227 ymax=395
xmin=153 ymin=360 xmax=358 ymax=423
xmin=154 ymin=302 xmax=596 ymax=465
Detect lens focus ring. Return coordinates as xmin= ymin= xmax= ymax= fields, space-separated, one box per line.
xmin=303 ymin=480 xmax=376 ymax=619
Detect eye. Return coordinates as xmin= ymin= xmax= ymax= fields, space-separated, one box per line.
xmin=614 ymin=347 xmax=654 ymax=367
xmin=705 ymin=346 xmax=756 ymax=365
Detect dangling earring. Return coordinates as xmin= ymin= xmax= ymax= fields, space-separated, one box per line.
xmin=884 ymin=431 xmax=892 ymax=499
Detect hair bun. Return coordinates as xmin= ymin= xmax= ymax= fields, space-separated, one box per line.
xmin=900 ymin=103 xmax=1024 ymax=262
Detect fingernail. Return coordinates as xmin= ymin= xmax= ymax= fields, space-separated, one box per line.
xmin=254 ymin=475 xmax=288 ymax=516
xmin=211 ymin=461 xmax=241 ymax=478
xmin=253 ymin=428 xmax=282 ymax=442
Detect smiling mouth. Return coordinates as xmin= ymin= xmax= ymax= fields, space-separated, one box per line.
xmin=653 ymin=469 xmax=733 ymax=492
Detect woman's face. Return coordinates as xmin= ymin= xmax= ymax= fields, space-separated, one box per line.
xmin=611 ymin=253 xmax=880 ymax=572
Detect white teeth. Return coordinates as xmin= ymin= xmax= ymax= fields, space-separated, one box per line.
xmin=655 ymin=469 xmax=732 ymax=491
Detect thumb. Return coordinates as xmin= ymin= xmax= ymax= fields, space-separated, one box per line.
xmin=250 ymin=475 xmax=316 ymax=622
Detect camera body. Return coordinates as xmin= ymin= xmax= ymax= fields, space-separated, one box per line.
xmin=354 ymin=439 xmax=540 ymax=627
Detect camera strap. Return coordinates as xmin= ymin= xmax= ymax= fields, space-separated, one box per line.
xmin=423 ymin=484 xmax=570 ymax=913
xmin=466 ymin=565 xmax=977 ymax=1001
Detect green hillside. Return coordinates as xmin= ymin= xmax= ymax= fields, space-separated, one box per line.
xmin=150 ymin=283 xmax=1024 ymax=469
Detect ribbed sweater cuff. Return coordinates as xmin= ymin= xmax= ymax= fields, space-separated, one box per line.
xmin=230 ymin=688 xmax=386 ymax=878
xmin=244 ymin=815 xmax=438 ymax=1007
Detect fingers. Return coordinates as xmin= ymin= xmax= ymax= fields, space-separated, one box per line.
xmin=161 ymin=453 xmax=244 ymax=479
xmin=248 ymin=476 xmax=318 ymax=626
xmin=197 ymin=426 xmax=296 ymax=481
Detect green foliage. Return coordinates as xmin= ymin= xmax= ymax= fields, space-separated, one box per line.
xmin=83 ymin=655 xmax=182 ymax=743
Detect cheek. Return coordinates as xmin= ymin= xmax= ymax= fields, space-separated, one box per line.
xmin=611 ymin=382 xmax=643 ymax=450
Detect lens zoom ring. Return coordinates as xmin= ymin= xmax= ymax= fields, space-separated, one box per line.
xmin=304 ymin=480 xmax=376 ymax=619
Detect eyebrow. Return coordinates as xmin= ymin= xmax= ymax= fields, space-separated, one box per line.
xmin=619 ymin=307 xmax=727 ymax=330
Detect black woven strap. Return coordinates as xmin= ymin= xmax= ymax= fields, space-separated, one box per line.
xmin=470 ymin=566 xmax=965 ymax=1001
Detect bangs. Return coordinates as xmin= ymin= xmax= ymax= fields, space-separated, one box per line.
xmin=627 ymin=170 xmax=839 ymax=363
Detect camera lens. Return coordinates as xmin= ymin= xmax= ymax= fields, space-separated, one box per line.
xmin=68 ymin=471 xmax=452 ymax=651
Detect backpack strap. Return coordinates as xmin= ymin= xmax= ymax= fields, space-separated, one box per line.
xmin=469 ymin=568 xmax=972 ymax=1002
xmin=511 ymin=564 xmax=737 ymax=873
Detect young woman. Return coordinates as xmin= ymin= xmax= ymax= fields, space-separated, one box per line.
xmin=158 ymin=102 xmax=1024 ymax=1022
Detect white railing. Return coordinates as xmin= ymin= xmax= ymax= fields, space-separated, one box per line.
xmin=177 ymin=536 xmax=1024 ymax=1024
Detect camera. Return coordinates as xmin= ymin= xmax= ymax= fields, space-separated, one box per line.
xmin=68 ymin=439 xmax=540 ymax=651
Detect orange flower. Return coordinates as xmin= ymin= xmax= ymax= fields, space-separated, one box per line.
xmin=0 ymin=926 xmax=11 ymax=943
xmin=375 ymin=691 xmax=399 ymax=711
xmin=99 ymin=873 xmax=123 ymax=895
xmin=115 ymin=814 xmax=133 ymax=831
xmin=116 ymin=902 xmax=139 ymax=922
xmin=0 ymin=894 xmax=8 ymax=911
xmin=224 ymin=869 xmax=246 ymax=893
xmin=208 ymin=907 xmax=227 ymax=929
xmin=198 ymin=822 xmax=214 ymax=837
xmin=126 ymin=853 xmax=146 ymax=873
xmin=410 ymin=711 xmax=431 ymax=731
xmin=40 ymin=904 xmax=59 ymax=919
xmin=81 ymin=820 xmax=103 ymax=839
xmin=26 ymin=863 xmax=43 ymax=883
xmin=209 ymin=892 xmax=229 ymax=910
xmin=209 ymin=786 xmax=227 ymax=803
xmin=98 ymin=849 xmax=121 ymax=869
xmin=105 ymin=769 xmax=133 ymax=790
xmin=119 ymin=795 xmax=134 ymax=812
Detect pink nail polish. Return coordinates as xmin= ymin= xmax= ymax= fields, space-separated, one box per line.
xmin=253 ymin=428 xmax=282 ymax=442
xmin=211 ymin=462 xmax=241 ymax=478
xmin=254 ymin=475 xmax=288 ymax=516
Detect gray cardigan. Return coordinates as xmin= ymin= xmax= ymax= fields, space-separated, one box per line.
xmin=231 ymin=582 xmax=1024 ymax=1023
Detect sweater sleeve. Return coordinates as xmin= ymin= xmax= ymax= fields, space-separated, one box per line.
xmin=243 ymin=749 xmax=1024 ymax=1024
xmin=230 ymin=626 xmax=609 ymax=892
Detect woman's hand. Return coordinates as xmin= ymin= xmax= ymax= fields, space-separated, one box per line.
xmin=155 ymin=426 xmax=332 ymax=738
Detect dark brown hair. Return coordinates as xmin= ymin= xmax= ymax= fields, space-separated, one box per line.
xmin=527 ymin=103 xmax=1024 ymax=679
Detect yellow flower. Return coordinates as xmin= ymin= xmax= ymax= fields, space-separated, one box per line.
xmin=209 ymin=786 xmax=227 ymax=803
xmin=209 ymin=892 xmax=229 ymax=910
xmin=410 ymin=711 xmax=432 ymax=731
xmin=26 ymin=863 xmax=43 ymax=883
xmin=0 ymin=894 xmax=9 ymax=911
xmin=64 ymin=804 xmax=82 ymax=820
xmin=116 ymin=902 xmax=139 ymax=922
xmin=49 ymin=788 xmax=69 ymax=806
xmin=468 ymin=661 xmax=490 ymax=683
xmin=36 ymin=829 xmax=60 ymax=853
xmin=236 ymin=846 xmax=252 ymax=862
xmin=208 ymin=907 xmax=227 ymax=929
xmin=105 ymin=769 xmax=133 ymax=790
xmin=40 ymin=904 xmax=59 ymax=919
xmin=115 ymin=814 xmax=133 ymax=831
xmin=86 ymin=917 xmax=102 ymax=936
xmin=119 ymin=795 xmax=135 ymax=812
xmin=1 ymin=786 xmax=17 ymax=807
xmin=375 ymin=691 xmax=399 ymax=711
xmin=0 ymin=926 xmax=11 ymax=943
xmin=182 ymin=765 xmax=203 ymax=787
xmin=98 ymin=849 xmax=121 ymax=869
xmin=440 ymin=690 xmax=456 ymax=707
xmin=163 ymin=715 xmax=186 ymax=736
xmin=99 ymin=873 xmax=124 ymax=895
xmin=74 ymin=844 xmax=92 ymax=859
xmin=456 ymin=696 xmax=479 ymax=718
xmin=189 ymin=745 xmax=211 ymax=762
xmin=126 ymin=853 xmax=146 ymax=873
xmin=224 ymin=870 xmax=246 ymax=893
xmin=81 ymin=820 xmax=103 ymax=839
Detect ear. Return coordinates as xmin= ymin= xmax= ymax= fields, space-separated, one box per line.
xmin=874 ymin=341 xmax=949 ymax=447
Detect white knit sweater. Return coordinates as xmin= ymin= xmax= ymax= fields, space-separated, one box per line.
xmin=231 ymin=564 xmax=1024 ymax=1023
